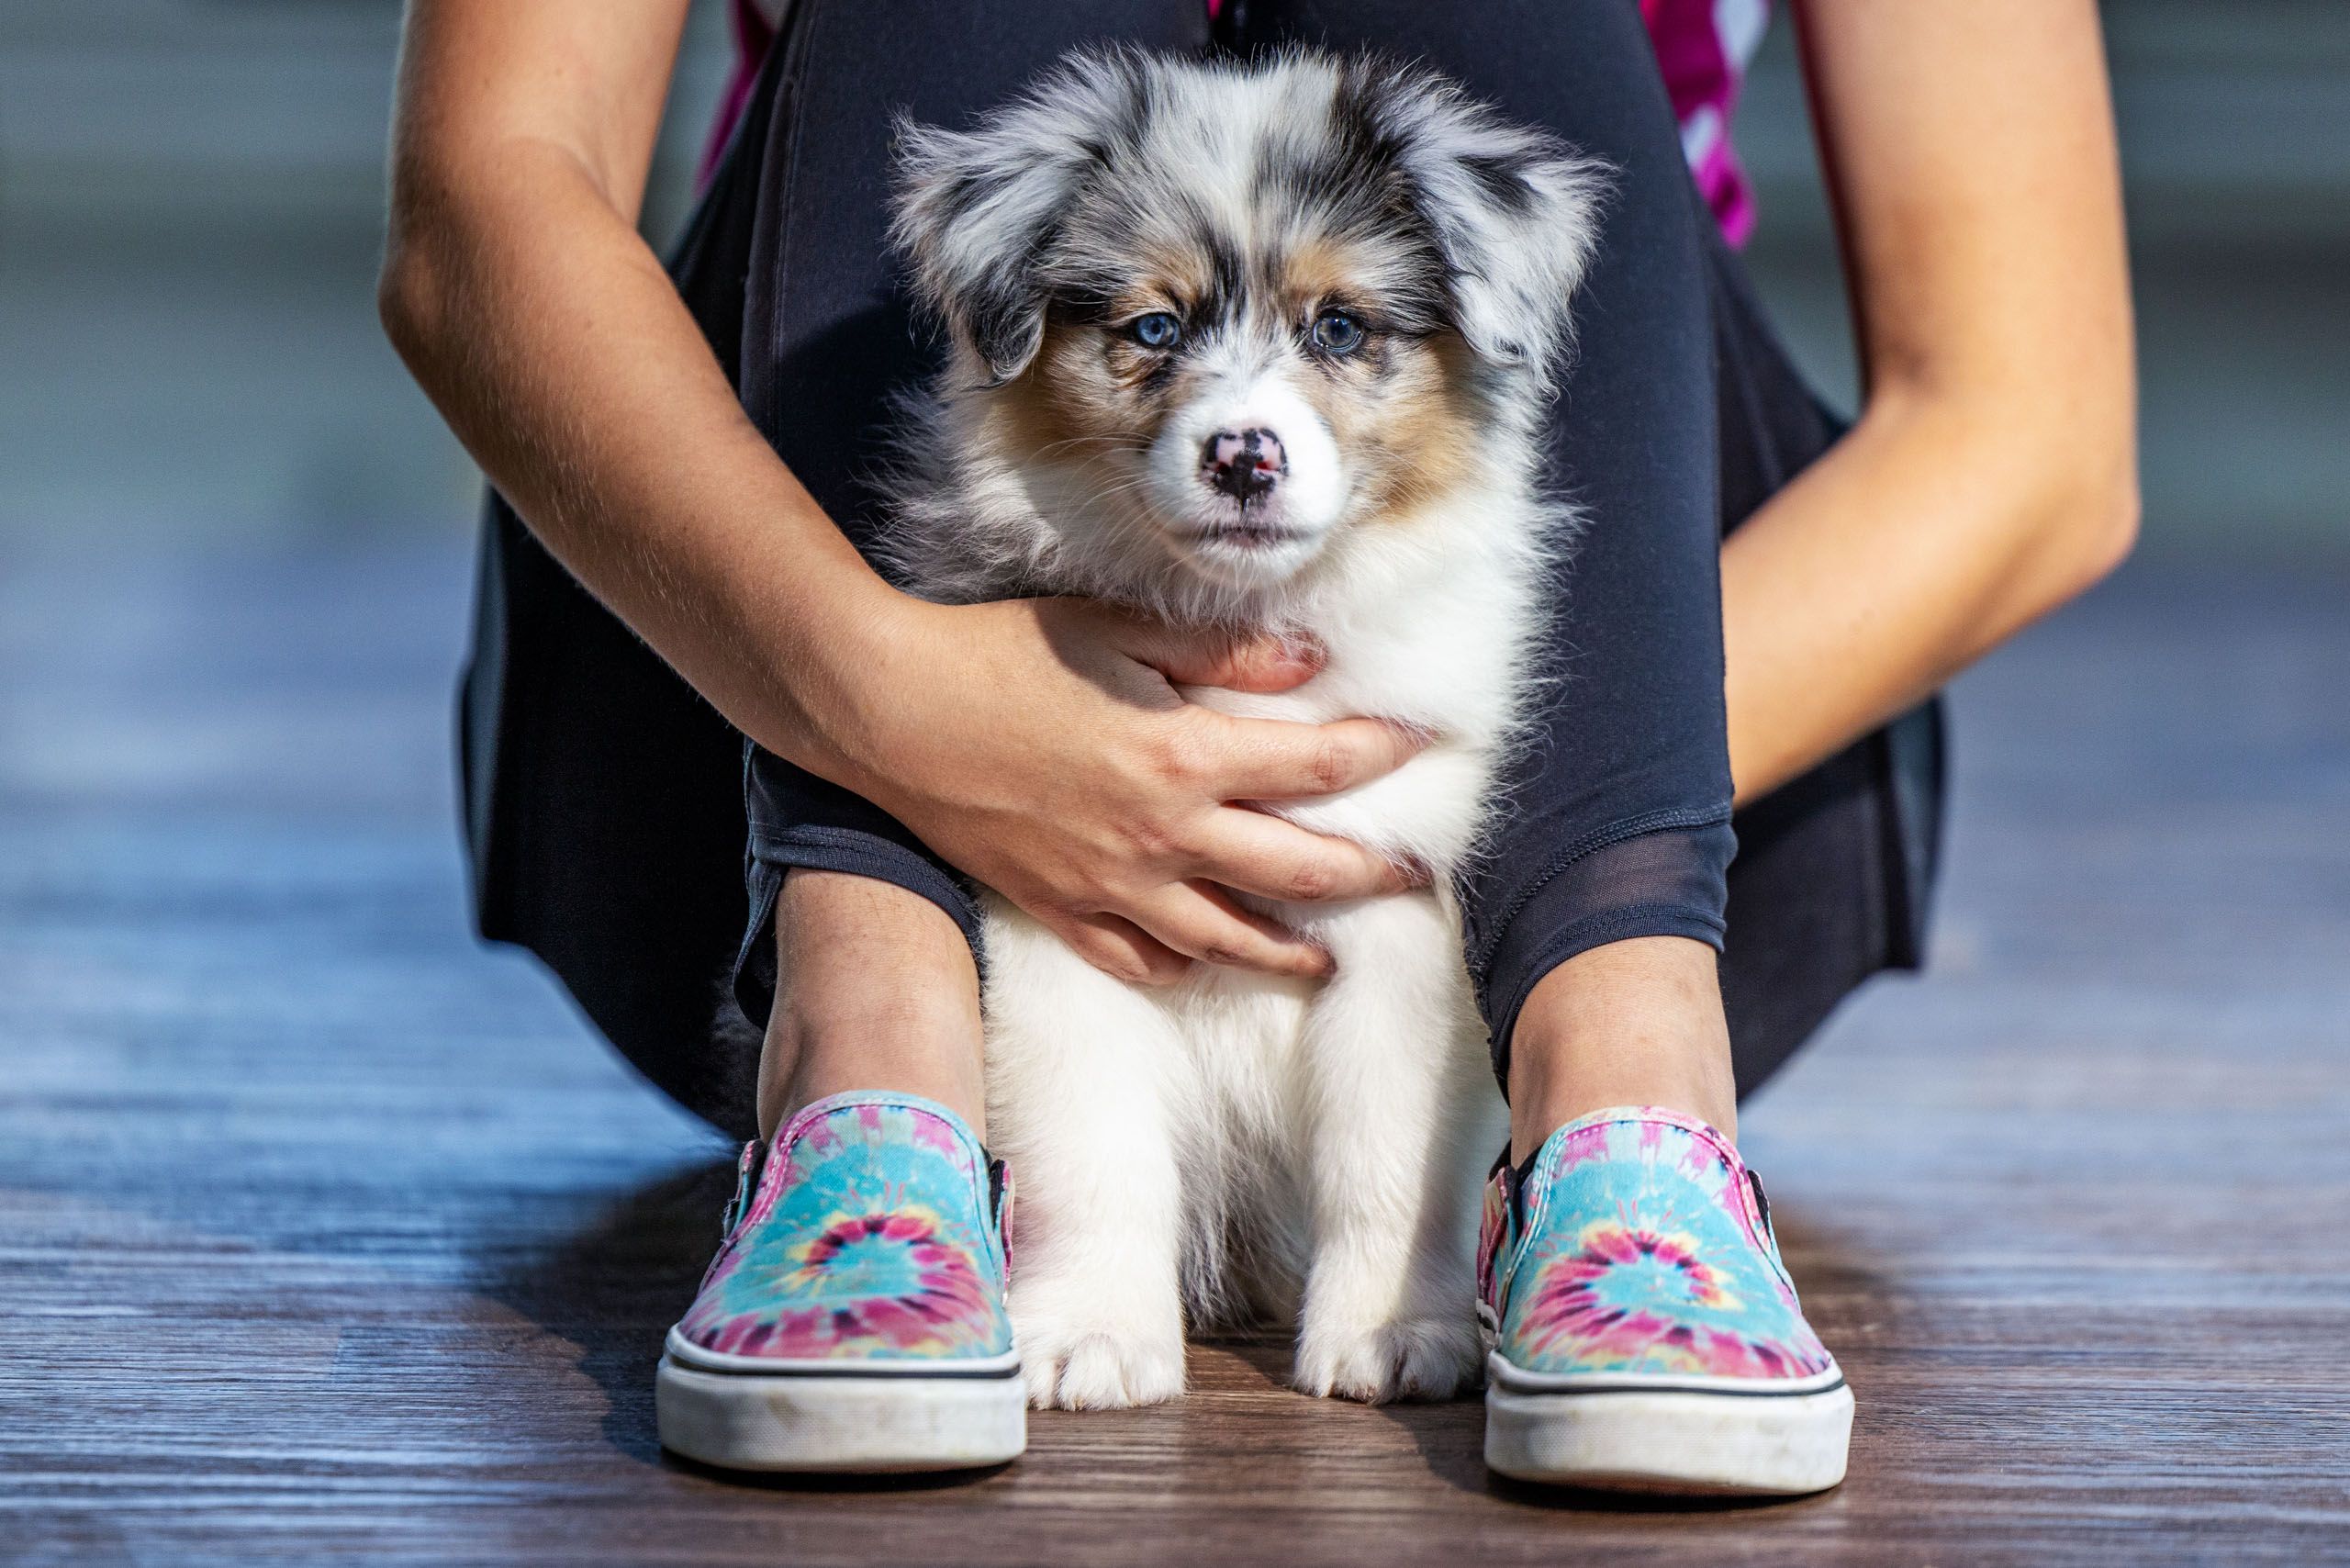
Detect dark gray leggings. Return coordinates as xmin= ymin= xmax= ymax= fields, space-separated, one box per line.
xmin=457 ymin=0 xmax=1940 ymax=1138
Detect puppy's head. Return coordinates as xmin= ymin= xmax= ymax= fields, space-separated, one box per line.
xmin=893 ymin=50 xmax=1602 ymax=596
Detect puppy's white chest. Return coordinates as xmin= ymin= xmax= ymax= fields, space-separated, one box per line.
xmin=1176 ymin=601 xmax=1523 ymax=873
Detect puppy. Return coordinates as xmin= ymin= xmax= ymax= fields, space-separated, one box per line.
xmin=883 ymin=48 xmax=1601 ymax=1407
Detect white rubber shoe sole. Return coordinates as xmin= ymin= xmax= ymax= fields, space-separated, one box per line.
xmin=655 ymin=1329 xmax=1026 ymax=1473
xmin=1483 ymin=1353 xmax=1852 ymax=1495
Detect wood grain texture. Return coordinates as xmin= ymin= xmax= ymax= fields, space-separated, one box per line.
xmin=2 ymin=547 xmax=2345 ymax=1566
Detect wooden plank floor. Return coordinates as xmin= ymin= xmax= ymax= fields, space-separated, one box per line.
xmin=2 ymin=544 xmax=2345 ymax=1566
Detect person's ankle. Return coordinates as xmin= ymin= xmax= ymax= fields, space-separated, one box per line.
xmin=1505 ymin=937 xmax=1738 ymax=1163
xmin=759 ymin=998 xmax=987 ymax=1141
xmin=757 ymin=869 xmax=987 ymax=1141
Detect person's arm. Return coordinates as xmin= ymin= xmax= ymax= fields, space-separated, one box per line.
xmin=1722 ymin=0 xmax=2138 ymax=803
xmin=379 ymin=0 xmax=1421 ymax=984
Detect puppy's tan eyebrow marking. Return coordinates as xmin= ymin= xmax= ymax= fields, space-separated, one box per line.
xmin=1122 ymin=238 xmax=1214 ymax=315
xmin=1107 ymin=287 xmax=1181 ymax=317
xmin=1277 ymin=232 xmax=1383 ymax=322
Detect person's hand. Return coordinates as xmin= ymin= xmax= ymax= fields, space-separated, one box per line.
xmin=822 ymin=595 xmax=1425 ymax=985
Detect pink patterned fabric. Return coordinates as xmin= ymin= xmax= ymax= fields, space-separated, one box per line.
xmin=699 ymin=0 xmax=778 ymax=184
xmin=1640 ymin=0 xmax=1770 ymax=245
xmin=705 ymin=0 xmax=1769 ymax=243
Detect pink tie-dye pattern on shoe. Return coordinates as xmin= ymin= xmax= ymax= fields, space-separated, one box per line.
xmin=675 ymin=1092 xmax=1013 ymax=1364
xmin=1480 ymin=1107 xmax=1835 ymax=1382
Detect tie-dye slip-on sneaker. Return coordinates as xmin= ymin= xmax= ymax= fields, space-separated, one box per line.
xmin=655 ymin=1092 xmax=1024 ymax=1473
xmin=1478 ymin=1106 xmax=1852 ymax=1495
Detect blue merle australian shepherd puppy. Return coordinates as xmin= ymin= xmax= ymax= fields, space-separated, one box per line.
xmin=881 ymin=48 xmax=1602 ymax=1408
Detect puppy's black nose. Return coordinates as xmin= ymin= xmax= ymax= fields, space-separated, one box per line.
xmin=1203 ymin=428 xmax=1286 ymax=503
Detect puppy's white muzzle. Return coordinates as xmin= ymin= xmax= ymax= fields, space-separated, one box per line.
xmin=1147 ymin=375 xmax=1346 ymax=587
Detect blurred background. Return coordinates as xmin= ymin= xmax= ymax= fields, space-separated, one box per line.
xmin=4 ymin=0 xmax=2344 ymax=554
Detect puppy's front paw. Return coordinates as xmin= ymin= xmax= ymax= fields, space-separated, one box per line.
xmin=1016 ymin=1312 xmax=1186 ymax=1410
xmin=1292 ymin=1313 xmax=1482 ymax=1404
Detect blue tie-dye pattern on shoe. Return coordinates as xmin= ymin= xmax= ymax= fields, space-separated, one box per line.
xmin=1479 ymin=1107 xmax=1836 ymax=1381
xmin=674 ymin=1092 xmax=1013 ymax=1363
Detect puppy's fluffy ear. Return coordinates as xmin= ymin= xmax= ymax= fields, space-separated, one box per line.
xmin=891 ymin=52 xmax=1141 ymax=385
xmin=1357 ymin=62 xmax=1608 ymax=375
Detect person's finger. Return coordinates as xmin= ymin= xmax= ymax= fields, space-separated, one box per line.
xmin=1057 ymin=912 xmax=1193 ymax=987
xmin=1188 ymin=807 xmax=1426 ymax=903
xmin=1206 ymin=712 xmax=1429 ymax=801
xmin=1114 ymin=619 xmax=1326 ymax=694
xmin=1131 ymin=881 xmax=1335 ymax=979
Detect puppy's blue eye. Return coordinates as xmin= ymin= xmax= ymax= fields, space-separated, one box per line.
xmin=1129 ymin=312 xmax=1182 ymax=350
xmin=1311 ymin=310 xmax=1367 ymax=355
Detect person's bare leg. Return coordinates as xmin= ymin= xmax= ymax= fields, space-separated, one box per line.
xmin=1505 ymin=935 xmax=1737 ymax=1162
xmin=756 ymin=869 xmax=986 ymax=1142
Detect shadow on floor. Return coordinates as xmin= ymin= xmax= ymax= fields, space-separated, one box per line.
xmin=475 ymin=1154 xmax=738 ymax=1467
